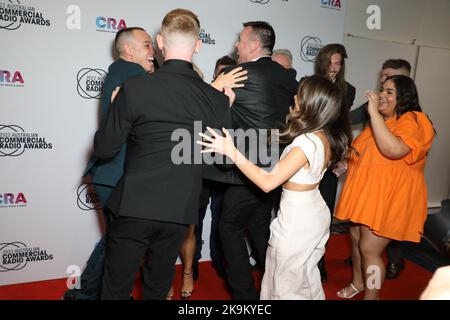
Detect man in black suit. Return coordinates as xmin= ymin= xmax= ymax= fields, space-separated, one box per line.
xmin=314 ymin=43 xmax=355 ymax=220
xmin=63 ymin=27 xmax=155 ymax=301
xmin=204 ymin=21 xmax=298 ymax=299
xmin=310 ymin=43 xmax=355 ymax=282
xmin=94 ymin=8 xmax=231 ymax=300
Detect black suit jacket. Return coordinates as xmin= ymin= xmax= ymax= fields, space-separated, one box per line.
xmin=94 ymin=60 xmax=231 ymax=225
xmin=343 ymin=81 xmax=356 ymax=112
xmin=350 ymin=102 xmax=369 ymax=125
xmin=204 ymin=57 xmax=298 ymax=184
xmin=342 ymin=81 xmax=356 ymax=128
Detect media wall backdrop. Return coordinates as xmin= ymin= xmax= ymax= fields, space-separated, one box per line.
xmin=0 ymin=0 xmax=346 ymax=285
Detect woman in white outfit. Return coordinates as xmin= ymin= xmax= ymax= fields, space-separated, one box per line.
xmin=198 ymin=75 xmax=351 ymax=299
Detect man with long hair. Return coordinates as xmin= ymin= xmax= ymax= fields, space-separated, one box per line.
xmin=313 ymin=43 xmax=355 ymax=282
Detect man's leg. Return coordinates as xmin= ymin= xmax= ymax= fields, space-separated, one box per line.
xmin=101 ymin=217 xmax=154 ymax=300
xmin=193 ymin=181 xmax=212 ymax=279
xmin=247 ymin=187 xmax=279 ymax=270
xmin=386 ymin=241 xmax=405 ymax=279
xmin=141 ymin=221 xmax=187 ymax=300
xmin=194 ymin=208 xmax=206 ymax=269
xmin=220 ymin=185 xmax=261 ymax=300
xmin=210 ymin=185 xmax=226 ymax=278
xmin=63 ymin=184 xmax=113 ymax=300
xmin=318 ymin=170 xmax=339 ymax=281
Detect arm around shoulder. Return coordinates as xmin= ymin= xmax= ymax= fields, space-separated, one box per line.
xmin=94 ymin=87 xmax=133 ymax=160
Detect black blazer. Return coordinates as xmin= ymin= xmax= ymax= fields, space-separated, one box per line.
xmin=343 ymin=81 xmax=356 ymax=112
xmin=350 ymin=101 xmax=369 ymax=125
xmin=94 ymin=60 xmax=231 ymax=225
xmin=228 ymin=57 xmax=298 ymax=130
xmin=204 ymin=57 xmax=298 ymax=184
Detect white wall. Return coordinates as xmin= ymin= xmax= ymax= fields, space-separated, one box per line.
xmin=345 ymin=0 xmax=450 ymax=48
xmin=343 ymin=36 xmax=418 ymax=107
xmin=415 ymin=46 xmax=450 ymax=206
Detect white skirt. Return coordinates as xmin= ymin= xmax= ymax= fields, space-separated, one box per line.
xmin=260 ymin=188 xmax=330 ymax=300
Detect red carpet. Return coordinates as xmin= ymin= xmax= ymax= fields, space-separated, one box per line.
xmin=0 ymin=234 xmax=432 ymax=300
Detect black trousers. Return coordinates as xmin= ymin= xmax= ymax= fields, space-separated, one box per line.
xmin=317 ymin=169 xmax=338 ymax=273
xmin=195 ymin=180 xmax=226 ymax=270
xmin=101 ymin=216 xmax=186 ymax=300
xmin=64 ymin=184 xmax=115 ymax=300
xmin=319 ymin=169 xmax=338 ymax=217
xmin=219 ymin=184 xmax=279 ymax=300
xmin=386 ymin=241 xmax=403 ymax=264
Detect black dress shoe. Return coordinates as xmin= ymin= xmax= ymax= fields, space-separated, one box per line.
xmin=212 ymin=261 xmax=226 ymax=280
xmin=61 ymin=291 xmax=77 ymax=300
xmin=61 ymin=289 xmax=83 ymax=300
xmin=344 ymin=256 xmax=353 ymax=267
xmin=385 ymin=261 xmax=405 ymax=280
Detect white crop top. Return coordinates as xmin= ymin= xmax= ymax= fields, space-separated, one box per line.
xmin=280 ymin=133 xmax=327 ymax=184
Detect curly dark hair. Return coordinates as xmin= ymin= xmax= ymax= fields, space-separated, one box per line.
xmin=384 ymin=75 xmax=436 ymax=135
xmin=384 ymin=75 xmax=421 ymax=117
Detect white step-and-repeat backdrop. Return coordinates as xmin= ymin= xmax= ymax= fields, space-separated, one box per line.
xmin=0 ymin=0 xmax=346 ymax=285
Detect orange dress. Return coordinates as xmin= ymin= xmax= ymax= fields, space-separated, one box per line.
xmin=335 ymin=111 xmax=435 ymax=242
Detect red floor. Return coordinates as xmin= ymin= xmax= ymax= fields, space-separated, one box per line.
xmin=0 ymin=234 xmax=433 ymax=300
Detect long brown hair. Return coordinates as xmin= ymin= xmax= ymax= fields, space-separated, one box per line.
xmin=279 ymin=75 xmax=350 ymax=165
xmin=314 ymin=43 xmax=348 ymax=96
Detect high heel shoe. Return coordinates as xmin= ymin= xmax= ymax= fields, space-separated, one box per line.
xmin=181 ymin=271 xmax=194 ymax=299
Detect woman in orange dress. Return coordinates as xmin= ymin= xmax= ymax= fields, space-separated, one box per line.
xmin=335 ymin=75 xmax=435 ymax=300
